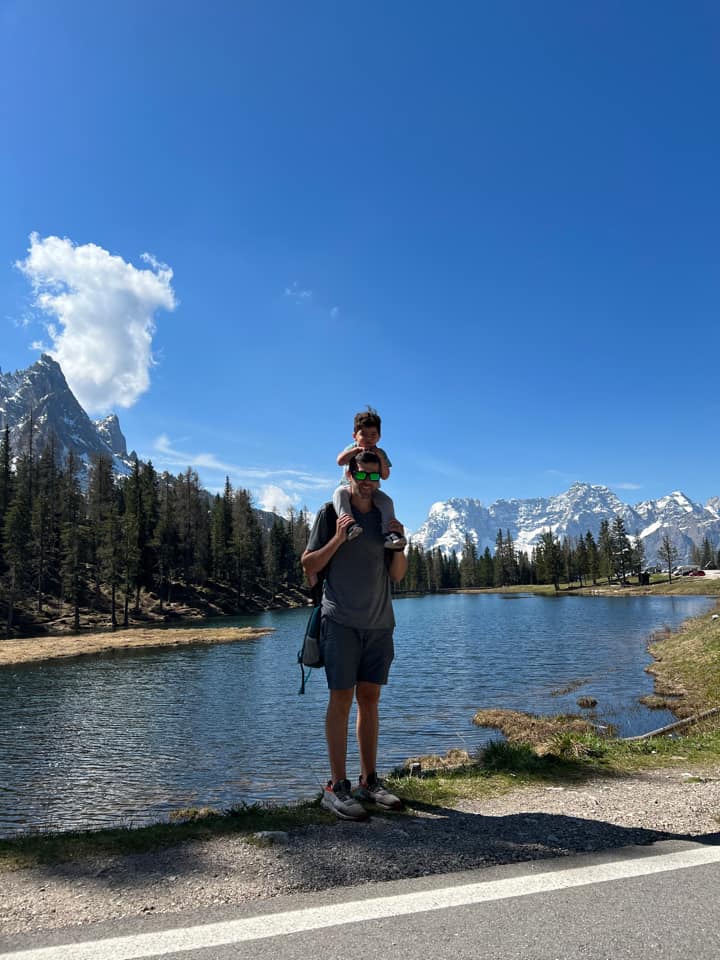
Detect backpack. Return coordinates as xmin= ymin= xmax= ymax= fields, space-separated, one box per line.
xmin=297 ymin=503 xmax=336 ymax=693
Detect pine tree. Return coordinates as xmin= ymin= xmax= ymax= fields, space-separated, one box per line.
xmin=138 ymin=460 xmax=160 ymax=594
xmin=232 ymin=487 xmax=263 ymax=600
xmin=0 ymin=425 xmax=12 ymax=575
xmin=2 ymin=455 xmax=32 ymax=636
xmin=611 ymin=516 xmax=632 ymax=583
xmin=154 ymin=472 xmax=180 ymax=607
xmin=657 ymin=533 xmax=679 ymax=582
xmin=29 ymin=436 xmax=61 ymax=611
xmin=598 ymin=519 xmax=614 ymax=584
xmin=584 ymin=531 xmax=599 ymax=585
xmin=536 ymin=529 xmax=562 ymax=590
xmin=479 ymin=546 xmax=494 ymax=587
xmin=59 ymin=452 xmax=87 ymax=631
xmin=121 ymin=457 xmax=144 ymax=617
xmin=630 ymin=531 xmax=645 ymax=578
xmin=446 ymin=550 xmax=460 ymax=587
xmin=265 ymin=516 xmax=293 ymax=598
xmin=575 ymin=535 xmax=589 ymax=587
xmin=700 ymin=537 xmax=714 ymax=568
xmin=210 ymin=477 xmax=234 ymax=582
xmin=460 ymin=534 xmax=478 ymax=588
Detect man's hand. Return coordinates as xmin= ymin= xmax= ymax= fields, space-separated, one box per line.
xmin=387 ymin=519 xmax=404 ymax=538
xmin=335 ymin=513 xmax=356 ymax=541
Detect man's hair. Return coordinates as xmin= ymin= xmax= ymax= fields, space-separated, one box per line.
xmin=353 ymin=405 xmax=381 ymax=435
xmin=348 ymin=448 xmax=381 ymax=474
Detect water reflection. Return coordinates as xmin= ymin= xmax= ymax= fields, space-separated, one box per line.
xmin=0 ymin=594 xmax=714 ymax=836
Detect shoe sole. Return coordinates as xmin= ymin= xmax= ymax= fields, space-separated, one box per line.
xmin=353 ymin=791 xmax=404 ymax=811
xmin=320 ymin=794 xmax=369 ymax=821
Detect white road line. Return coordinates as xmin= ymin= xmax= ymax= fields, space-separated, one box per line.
xmin=4 ymin=845 xmax=720 ymax=960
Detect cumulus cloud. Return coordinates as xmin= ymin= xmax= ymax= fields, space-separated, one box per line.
xmin=16 ymin=233 xmax=177 ymax=412
xmin=257 ymin=484 xmax=300 ymax=515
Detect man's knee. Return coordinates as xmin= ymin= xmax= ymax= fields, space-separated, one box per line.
xmin=356 ymin=681 xmax=381 ymax=708
xmin=328 ymin=688 xmax=355 ymax=713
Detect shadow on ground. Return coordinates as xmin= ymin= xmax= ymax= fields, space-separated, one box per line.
xmin=17 ymin=802 xmax=720 ymax=898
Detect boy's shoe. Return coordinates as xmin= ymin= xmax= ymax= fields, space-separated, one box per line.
xmin=384 ymin=532 xmax=406 ymax=550
xmin=321 ymin=779 xmax=369 ymax=821
xmin=353 ymin=772 xmax=404 ymax=810
xmin=346 ymin=524 xmax=363 ymax=541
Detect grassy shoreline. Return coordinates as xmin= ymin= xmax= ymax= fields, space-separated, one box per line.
xmin=0 ymin=625 xmax=273 ymax=667
xmin=1 ymin=585 xmax=718 ymax=868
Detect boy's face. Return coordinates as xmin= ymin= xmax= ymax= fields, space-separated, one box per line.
xmin=354 ymin=426 xmax=379 ymax=448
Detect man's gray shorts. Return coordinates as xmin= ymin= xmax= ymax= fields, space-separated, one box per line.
xmin=320 ymin=617 xmax=394 ymax=689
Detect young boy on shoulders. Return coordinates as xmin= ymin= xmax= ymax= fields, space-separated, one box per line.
xmin=334 ymin=406 xmax=406 ymax=551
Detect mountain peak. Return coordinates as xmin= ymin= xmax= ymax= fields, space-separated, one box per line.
xmin=411 ymin=483 xmax=719 ymax=564
xmin=0 ymin=357 xmax=131 ymax=477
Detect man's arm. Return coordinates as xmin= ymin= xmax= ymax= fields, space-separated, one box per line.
xmin=302 ymin=512 xmax=355 ymax=578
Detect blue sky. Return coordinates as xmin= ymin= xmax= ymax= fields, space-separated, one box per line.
xmin=1 ymin=1 xmax=719 ymax=531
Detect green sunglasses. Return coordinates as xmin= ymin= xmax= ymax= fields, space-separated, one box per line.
xmin=352 ymin=470 xmax=381 ymax=481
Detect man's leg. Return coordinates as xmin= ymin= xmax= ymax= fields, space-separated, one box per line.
xmin=325 ymin=687 xmax=354 ymax=784
xmin=355 ymin=680 xmax=381 ymax=781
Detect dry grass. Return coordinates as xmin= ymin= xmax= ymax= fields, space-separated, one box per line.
xmin=472 ymin=708 xmax=597 ymax=752
xmin=0 ymin=625 xmax=273 ymax=667
xmin=646 ymin=602 xmax=720 ymax=720
xmin=401 ymin=748 xmax=473 ymax=771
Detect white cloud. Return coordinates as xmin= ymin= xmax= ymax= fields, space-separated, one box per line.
xmin=611 ymin=482 xmax=643 ymax=491
xmin=284 ymin=281 xmax=313 ymax=303
xmin=257 ymin=484 xmax=300 ymax=515
xmin=152 ymin=434 xmax=331 ymax=491
xmin=16 ymin=233 xmax=177 ymax=412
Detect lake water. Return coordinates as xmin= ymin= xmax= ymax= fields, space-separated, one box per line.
xmin=0 ymin=593 xmax=714 ymax=837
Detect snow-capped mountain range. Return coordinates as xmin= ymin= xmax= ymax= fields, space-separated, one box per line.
xmin=2 ymin=358 xmax=718 ymax=564
xmin=0 ymin=355 xmax=133 ymax=477
xmin=411 ymin=482 xmax=720 ymax=564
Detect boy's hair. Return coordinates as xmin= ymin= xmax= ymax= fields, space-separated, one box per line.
xmin=353 ymin=405 xmax=381 ymax=435
xmin=348 ymin=448 xmax=381 ymax=474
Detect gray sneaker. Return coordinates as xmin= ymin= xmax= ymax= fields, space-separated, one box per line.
xmin=354 ymin=772 xmax=403 ymax=810
xmin=384 ymin=532 xmax=406 ymax=551
xmin=346 ymin=523 xmax=363 ymax=541
xmin=321 ymin=779 xmax=369 ymax=821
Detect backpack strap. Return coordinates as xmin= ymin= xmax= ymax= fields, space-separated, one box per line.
xmin=309 ymin=502 xmax=337 ymax=606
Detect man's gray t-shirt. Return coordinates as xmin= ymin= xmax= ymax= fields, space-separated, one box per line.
xmin=306 ymin=502 xmax=395 ymax=630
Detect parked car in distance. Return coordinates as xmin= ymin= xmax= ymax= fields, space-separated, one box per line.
xmin=673 ymin=565 xmax=699 ymax=577
xmin=688 ymin=569 xmax=706 ymax=576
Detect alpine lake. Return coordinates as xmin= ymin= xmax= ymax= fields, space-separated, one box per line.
xmin=0 ymin=592 xmax=714 ymax=837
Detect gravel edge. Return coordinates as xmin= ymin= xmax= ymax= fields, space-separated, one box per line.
xmin=1 ymin=762 xmax=719 ymax=938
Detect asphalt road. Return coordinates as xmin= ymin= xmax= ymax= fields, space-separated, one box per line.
xmin=2 ymin=839 xmax=719 ymax=960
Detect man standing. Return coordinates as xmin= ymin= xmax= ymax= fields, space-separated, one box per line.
xmin=302 ymin=448 xmax=408 ymax=820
